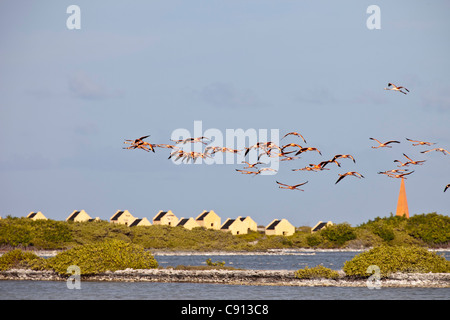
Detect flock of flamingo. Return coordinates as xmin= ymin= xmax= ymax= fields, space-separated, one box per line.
xmin=373 ymin=137 xmax=449 ymax=187
xmin=123 ymin=83 xmax=449 ymax=193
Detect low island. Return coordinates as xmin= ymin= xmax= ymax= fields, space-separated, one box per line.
xmin=1 ymin=239 xmax=449 ymax=288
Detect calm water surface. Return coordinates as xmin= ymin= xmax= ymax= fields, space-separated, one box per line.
xmin=1 ymin=280 xmax=448 ymax=300
xmin=154 ymin=250 xmax=450 ymax=271
xmin=154 ymin=251 xmax=361 ymax=270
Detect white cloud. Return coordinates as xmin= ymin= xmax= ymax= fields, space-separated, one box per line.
xmin=350 ymin=89 xmax=388 ymax=105
xmin=199 ymin=82 xmax=266 ymax=109
xmin=0 ymin=154 xmax=55 ymax=171
xmin=294 ymin=87 xmax=338 ymax=105
xmin=68 ymin=71 xmax=123 ymax=100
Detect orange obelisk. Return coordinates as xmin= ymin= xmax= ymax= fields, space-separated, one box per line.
xmin=396 ymin=178 xmax=409 ymax=218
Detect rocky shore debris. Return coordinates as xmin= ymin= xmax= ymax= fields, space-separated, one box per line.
xmin=1 ymin=268 xmax=449 ymax=288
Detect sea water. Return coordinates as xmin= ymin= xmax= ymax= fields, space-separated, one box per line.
xmin=0 ymin=280 xmax=449 ymax=300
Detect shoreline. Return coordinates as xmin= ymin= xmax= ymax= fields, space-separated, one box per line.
xmin=2 ymin=248 xmax=367 ymax=258
xmin=24 ymin=247 xmax=450 ymax=258
xmin=1 ymin=268 xmax=449 ymax=288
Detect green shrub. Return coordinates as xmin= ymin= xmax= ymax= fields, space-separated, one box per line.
xmin=130 ymin=225 xmax=252 ymax=251
xmin=48 ymin=239 xmax=158 ymax=275
xmin=205 ymin=258 xmax=225 ymax=267
xmin=360 ymin=214 xmax=408 ymax=229
xmin=0 ymin=249 xmax=49 ymax=271
xmin=369 ymin=222 xmax=395 ymax=242
xmin=66 ymin=220 xmax=132 ymax=246
xmin=356 ymin=214 xmax=423 ymax=247
xmin=294 ymin=265 xmax=340 ymax=280
xmin=406 ymin=213 xmax=450 ymax=246
xmin=289 ymin=231 xmax=310 ymax=248
xmin=31 ymin=219 xmax=73 ymax=248
xmin=0 ymin=217 xmax=72 ymax=249
xmin=306 ymin=233 xmax=323 ymax=248
xmin=346 ymin=228 xmax=383 ymax=248
xmin=388 ymin=229 xmax=423 ymax=247
xmin=320 ymin=223 xmax=356 ymax=246
xmin=0 ymin=224 xmax=33 ymax=247
xmin=343 ymin=245 xmax=450 ymax=278
xmin=236 ymin=231 xmax=264 ymax=242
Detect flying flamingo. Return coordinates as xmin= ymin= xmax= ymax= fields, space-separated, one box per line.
xmin=378 ymin=169 xmax=410 ymax=175
xmin=123 ymin=135 xmax=155 ymax=152
xmin=385 ymin=171 xmax=415 ymax=179
xmin=295 ymin=147 xmax=322 ymax=156
xmin=281 ymin=143 xmax=304 ymax=152
xmin=370 ymin=137 xmax=400 ymax=149
xmin=421 ymin=148 xmax=450 ymax=155
xmin=401 ymin=153 xmax=426 ymax=165
xmin=155 ymin=144 xmax=178 ymax=149
xmin=406 ymin=138 xmax=435 ymax=147
xmin=183 ymin=151 xmax=211 ymax=163
xmin=276 ymin=181 xmax=308 ymax=191
xmin=258 ymin=150 xmax=294 ymax=160
xmin=235 ymin=169 xmax=259 ymax=175
xmin=335 ymin=172 xmax=365 ymax=184
xmin=280 ymin=156 xmax=300 ymax=161
xmin=308 ymin=163 xmax=331 ymax=171
xmin=168 ymin=149 xmax=187 ymax=160
xmin=257 ymin=168 xmax=278 ymax=174
xmin=393 ymin=159 xmax=411 ymax=167
xmin=241 ymin=161 xmax=264 ymax=169
xmin=282 ymin=132 xmax=307 ymax=144
xmin=171 ymin=137 xmax=210 ymax=145
xmin=384 ymin=83 xmax=409 ymax=95
xmin=332 ymin=154 xmax=356 ymax=163
xmin=207 ymin=147 xmax=240 ymax=154
xmin=244 ymin=142 xmax=267 ymax=156
xmin=318 ymin=159 xmax=341 ymax=168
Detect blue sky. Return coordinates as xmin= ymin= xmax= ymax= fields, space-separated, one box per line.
xmin=1 ymin=1 xmax=449 ymax=227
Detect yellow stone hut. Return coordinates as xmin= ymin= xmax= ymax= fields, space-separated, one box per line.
xmin=220 ymin=218 xmax=247 ymax=235
xmin=195 ymin=210 xmax=221 ymax=230
xmin=110 ymin=210 xmax=136 ymax=226
xmin=237 ymin=216 xmax=258 ymax=233
xmin=265 ymin=219 xmax=295 ymax=236
xmin=176 ymin=217 xmax=199 ymax=230
xmin=311 ymin=221 xmax=333 ymax=233
xmin=66 ymin=210 xmax=95 ymax=222
xmin=152 ymin=210 xmax=179 ymax=226
xmin=27 ymin=211 xmax=47 ymax=221
xmin=129 ymin=217 xmax=152 ymax=227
